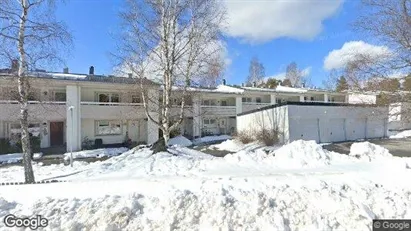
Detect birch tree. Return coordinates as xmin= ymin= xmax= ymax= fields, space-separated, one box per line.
xmin=116 ymin=0 xmax=226 ymax=151
xmin=0 ymin=0 xmax=72 ymax=183
xmin=246 ymin=56 xmax=265 ymax=86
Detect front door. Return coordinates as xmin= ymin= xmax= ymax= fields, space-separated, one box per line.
xmin=128 ymin=120 xmax=139 ymax=143
xmin=50 ymin=122 xmax=64 ymax=146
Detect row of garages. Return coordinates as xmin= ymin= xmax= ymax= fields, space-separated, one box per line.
xmin=237 ymin=102 xmax=388 ymax=144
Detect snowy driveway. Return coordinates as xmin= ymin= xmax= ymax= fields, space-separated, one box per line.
xmin=323 ymin=138 xmax=411 ymax=157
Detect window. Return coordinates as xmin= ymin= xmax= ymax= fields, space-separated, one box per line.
xmin=98 ymin=93 xmax=120 ymax=103
xmin=203 ymin=99 xmax=216 ymax=106
xmin=9 ymin=123 xmax=41 ymax=142
xmin=111 ymin=94 xmax=120 ymax=103
xmin=132 ymin=95 xmax=141 ymax=103
xmin=310 ymin=97 xmax=314 ymax=101
xmin=242 ymin=97 xmax=252 ymax=103
xmin=221 ymin=100 xmax=227 ymax=106
xmin=304 ymin=96 xmax=307 ymax=101
xmin=203 ymin=119 xmax=216 ymax=126
xmin=96 ymin=120 xmax=122 ymax=135
xmin=55 ymin=92 xmax=66 ymax=101
xmin=256 ymin=97 xmax=262 ymax=103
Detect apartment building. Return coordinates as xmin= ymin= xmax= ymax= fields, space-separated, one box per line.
xmin=0 ymin=68 xmax=356 ymax=152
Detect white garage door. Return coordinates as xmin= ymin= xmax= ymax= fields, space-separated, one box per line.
xmin=329 ymin=119 xmax=346 ymax=142
xmin=290 ymin=118 xmax=320 ymax=143
xmin=367 ymin=119 xmax=386 ymax=138
xmin=346 ymin=119 xmax=366 ymax=141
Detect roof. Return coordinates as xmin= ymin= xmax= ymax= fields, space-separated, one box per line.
xmin=0 ymin=71 xmax=158 ymax=86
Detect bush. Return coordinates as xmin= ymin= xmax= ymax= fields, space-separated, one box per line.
xmin=235 ymin=131 xmax=254 ymax=144
xmin=170 ymin=127 xmax=181 ymax=138
xmin=82 ymin=136 xmax=94 ymax=150
xmin=256 ymin=129 xmax=279 ymax=146
xmin=0 ymin=138 xmax=18 ymax=154
xmin=15 ymin=135 xmax=41 ymax=153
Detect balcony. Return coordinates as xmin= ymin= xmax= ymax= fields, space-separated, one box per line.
xmin=242 ymin=103 xmax=271 ymax=112
xmin=80 ymin=102 xmax=146 ymax=120
xmin=0 ymin=100 xmax=66 ymax=121
xmin=200 ymin=105 xmax=236 ymax=117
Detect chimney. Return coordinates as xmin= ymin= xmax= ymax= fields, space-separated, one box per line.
xmin=128 ymin=73 xmax=133 ymax=78
xmin=253 ymin=81 xmax=256 ymax=87
xmin=11 ymin=59 xmax=19 ymax=72
xmin=222 ymin=79 xmax=226 ymax=85
xmin=89 ymin=66 xmax=94 ymax=75
xmin=63 ymin=67 xmax=69 ymax=74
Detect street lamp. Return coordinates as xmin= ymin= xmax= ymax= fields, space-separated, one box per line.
xmin=68 ymin=106 xmax=74 ymax=167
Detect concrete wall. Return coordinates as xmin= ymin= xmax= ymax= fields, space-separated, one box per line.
xmin=237 ymin=106 xmax=289 ymax=143
xmin=237 ymin=105 xmax=388 ymax=144
xmin=287 ymin=105 xmax=387 ymax=143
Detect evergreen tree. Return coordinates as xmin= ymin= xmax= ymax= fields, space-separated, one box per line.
xmin=336 ymin=76 xmax=348 ymax=92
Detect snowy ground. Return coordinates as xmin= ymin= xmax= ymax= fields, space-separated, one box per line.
xmin=0 ymin=153 xmax=43 ymax=164
xmin=390 ymin=130 xmax=411 ymax=139
xmin=1 ymin=140 xmax=411 ymax=230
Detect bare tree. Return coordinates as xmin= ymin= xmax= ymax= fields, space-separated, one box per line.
xmin=346 ymin=0 xmax=411 ymax=126
xmin=198 ymin=56 xmax=226 ymax=88
xmin=0 ymin=0 xmax=72 ymax=183
xmin=115 ymin=0 xmax=226 ymax=152
xmin=246 ymin=56 xmax=265 ymax=86
xmin=285 ymin=62 xmax=304 ymax=87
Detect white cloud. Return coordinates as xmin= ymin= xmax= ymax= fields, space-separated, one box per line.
xmin=323 ymin=41 xmax=392 ymax=70
xmin=265 ymin=66 xmax=312 ymax=81
xmin=224 ymin=0 xmax=343 ymax=43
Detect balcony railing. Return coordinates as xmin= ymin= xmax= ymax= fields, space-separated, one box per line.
xmin=242 ymin=102 xmax=270 ymax=112
xmin=0 ymin=100 xmax=66 ymax=105
xmin=80 ymin=101 xmax=144 ymax=106
xmin=200 ymin=105 xmax=236 ymax=116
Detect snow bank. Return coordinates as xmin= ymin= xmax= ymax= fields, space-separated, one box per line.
xmin=193 ymin=135 xmax=231 ymax=145
xmin=390 ymin=130 xmax=411 ymax=139
xmin=211 ymin=139 xmax=246 ymax=152
xmin=63 ymin=148 xmax=128 ymax=160
xmin=272 ymin=140 xmax=336 ymax=167
xmin=0 ymin=153 xmax=43 ymax=164
xmin=168 ymin=136 xmax=193 ymax=147
xmin=349 ymin=142 xmax=392 ymax=161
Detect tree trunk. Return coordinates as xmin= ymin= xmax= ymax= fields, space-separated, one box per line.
xmin=18 ymin=78 xmax=35 ymax=183
xmin=18 ymin=0 xmax=35 ymax=183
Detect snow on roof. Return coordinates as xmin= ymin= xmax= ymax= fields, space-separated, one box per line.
xmin=213 ymin=85 xmax=244 ymax=94
xmin=242 ymin=86 xmax=308 ymax=94
xmin=46 ymin=73 xmax=87 ymax=79
xmin=163 ymin=84 xmax=244 ymax=94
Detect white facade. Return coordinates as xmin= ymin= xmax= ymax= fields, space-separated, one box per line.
xmin=237 ymin=104 xmax=388 ymax=144
xmin=1 ymin=72 xmax=375 ymax=151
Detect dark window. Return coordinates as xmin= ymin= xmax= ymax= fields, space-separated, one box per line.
xmin=55 ymin=92 xmax=66 ymax=101
xmin=99 ymin=94 xmax=109 ymax=102
xmin=132 ymin=95 xmax=141 ymax=103
xmin=256 ymin=97 xmax=262 ymax=103
xmin=310 ymin=97 xmax=314 ymax=101
xmin=111 ymin=94 xmax=120 ymax=103
xmin=221 ymin=100 xmax=227 ymax=106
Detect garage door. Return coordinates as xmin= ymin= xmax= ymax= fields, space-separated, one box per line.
xmin=290 ymin=118 xmax=320 ymax=143
xmin=329 ymin=119 xmax=346 ymax=142
xmin=346 ymin=118 xmax=366 ymax=141
xmin=367 ymin=119 xmax=386 ymax=138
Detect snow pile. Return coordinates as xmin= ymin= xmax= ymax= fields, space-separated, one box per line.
xmin=272 ymin=140 xmax=334 ymax=167
xmin=63 ymin=147 xmax=128 ymax=160
xmin=1 ymin=180 xmax=411 ymax=231
xmin=390 ymin=130 xmax=411 ymax=139
xmin=168 ymin=136 xmax=193 ymax=147
xmin=349 ymin=142 xmax=392 ymax=161
xmin=209 ymin=139 xmax=246 ymax=152
xmin=193 ymin=135 xmax=232 ymax=145
xmin=0 ymin=153 xmax=43 ymax=164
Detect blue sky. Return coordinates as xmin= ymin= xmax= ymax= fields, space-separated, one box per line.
xmin=55 ymin=0 xmax=376 ymax=87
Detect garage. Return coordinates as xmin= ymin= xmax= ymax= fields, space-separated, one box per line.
xmin=367 ymin=119 xmax=386 ymax=138
xmin=289 ymin=118 xmax=320 ymax=143
xmin=328 ymin=118 xmax=346 ymax=142
xmin=237 ymin=102 xmax=388 ymax=144
xmin=346 ymin=118 xmax=366 ymax=141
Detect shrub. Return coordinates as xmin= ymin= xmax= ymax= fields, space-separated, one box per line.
xmin=256 ymin=129 xmax=279 ymax=146
xmin=235 ymin=131 xmax=254 ymax=144
xmin=15 ymin=135 xmax=41 ymax=153
xmin=82 ymin=136 xmax=94 ymax=150
xmin=0 ymin=138 xmax=17 ymax=154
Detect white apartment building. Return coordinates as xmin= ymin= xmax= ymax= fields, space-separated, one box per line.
xmin=0 ymin=69 xmax=361 ymax=152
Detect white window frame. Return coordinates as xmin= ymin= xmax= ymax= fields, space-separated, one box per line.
xmin=95 ymin=120 xmax=122 ymax=136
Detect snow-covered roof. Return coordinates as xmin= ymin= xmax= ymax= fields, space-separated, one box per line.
xmin=241 ymin=86 xmax=308 ymax=94
xmin=163 ymin=84 xmax=244 ymax=94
